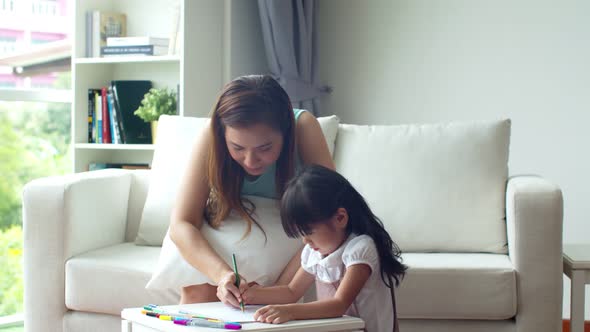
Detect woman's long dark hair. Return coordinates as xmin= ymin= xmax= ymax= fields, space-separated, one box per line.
xmin=206 ymin=75 xmax=296 ymax=238
xmin=281 ymin=165 xmax=407 ymax=287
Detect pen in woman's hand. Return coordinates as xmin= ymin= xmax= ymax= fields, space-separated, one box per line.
xmin=232 ymin=253 xmax=245 ymax=312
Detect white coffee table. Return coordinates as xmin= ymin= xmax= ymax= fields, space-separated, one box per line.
xmin=563 ymin=244 xmax=590 ymax=332
xmin=121 ymin=303 xmax=364 ymax=332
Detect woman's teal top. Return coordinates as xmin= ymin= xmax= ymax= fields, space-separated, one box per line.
xmin=240 ymin=109 xmax=306 ymax=199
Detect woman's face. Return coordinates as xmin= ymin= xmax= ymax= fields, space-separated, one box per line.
xmin=225 ymin=123 xmax=284 ymax=176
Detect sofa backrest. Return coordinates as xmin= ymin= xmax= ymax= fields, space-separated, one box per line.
xmin=333 ymin=120 xmax=511 ymax=253
xmin=131 ymin=115 xmax=511 ymax=253
xmin=124 ymin=170 xmax=150 ymax=242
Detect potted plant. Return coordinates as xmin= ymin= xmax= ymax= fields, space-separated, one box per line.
xmin=134 ymin=87 xmax=177 ymax=143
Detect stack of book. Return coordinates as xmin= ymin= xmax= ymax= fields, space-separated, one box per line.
xmin=101 ymin=36 xmax=170 ymax=57
xmin=87 ymin=80 xmax=153 ymax=144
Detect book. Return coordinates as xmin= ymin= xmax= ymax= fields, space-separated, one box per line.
xmin=95 ymin=90 xmax=102 ymax=143
xmin=111 ymin=80 xmax=153 ymax=144
xmin=87 ymin=89 xmax=94 ymax=143
xmin=101 ymin=87 xmax=111 ymax=143
xmin=106 ymin=36 xmax=169 ymax=47
xmin=107 ymin=87 xmax=122 ymax=144
xmin=91 ymin=10 xmax=127 ymax=58
xmin=101 ymin=45 xmax=168 ymax=57
xmin=168 ymin=0 xmax=181 ymax=55
xmin=85 ymin=11 xmax=93 ymax=57
xmin=87 ymin=88 xmax=101 ymax=143
xmin=89 ymin=162 xmax=150 ymax=171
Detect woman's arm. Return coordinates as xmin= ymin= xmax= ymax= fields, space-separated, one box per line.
xmin=168 ymin=127 xmax=242 ymax=303
xmin=243 ymin=267 xmax=315 ymax=305
xmin=274 ymin=247 xmax=303 ymax=285
xmin=296 ymin=111 xmax=336 ymax=170
xmin=254 ymin=264 xmax=372 ymax=324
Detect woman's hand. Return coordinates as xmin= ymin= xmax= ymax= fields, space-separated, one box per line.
xmin=254 ymin=304 xmax=295 ymax=324
xmin=241 ymin=283 xmax=262 ymax=304
xmin=216 ymin=271 xmax=248 ymax=308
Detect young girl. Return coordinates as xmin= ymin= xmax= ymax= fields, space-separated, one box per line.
xmin=242 ymin=164 xmax=407 ymax=332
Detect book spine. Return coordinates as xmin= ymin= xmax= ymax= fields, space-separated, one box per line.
xmin=95 ymin=91 xmax=102 ymax=143
xmin=107 ymin=90 xmax=116 ymax=143
xmin=111 ymin=82 xmax=127 ymax=144
xmin=101 ymin=45 xmax=158 ymax=55
xmin=87 ymin=89 xmax=94 ymax=143
xmin=168 ymin=0 xmax=181 ymax=55
xmin=106 ymin=37 xmax=169 ymax=47
xmin=89 ymin=162 xmax=150 ymax=171
xmin=86 ymin=11 xmax=93 ymax=58
xmin=92 ymin=10 xmax=100 ymax=58
xmin=101 ymin=87 xmax=111 ymax=143
xmin=107 ymin=87 xmax=122 ymax=144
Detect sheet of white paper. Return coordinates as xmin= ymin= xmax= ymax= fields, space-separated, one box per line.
xmin=175 ymin=302 xmax=265 ymax=323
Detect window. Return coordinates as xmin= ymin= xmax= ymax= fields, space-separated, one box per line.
xmin=1 ymin=0 xmax=15 ymax=13
xmin=0 ymin=36 xmax=16 ymax=54
xmin=0 ymin=0 xmax=70 ymax=329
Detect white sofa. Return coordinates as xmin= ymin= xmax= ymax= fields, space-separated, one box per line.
xmin=22 ymin=116 xmax=563 ymax=332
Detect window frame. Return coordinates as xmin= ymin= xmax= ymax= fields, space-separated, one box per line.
xmin=0 ymin=87 xmax=71 ymax=103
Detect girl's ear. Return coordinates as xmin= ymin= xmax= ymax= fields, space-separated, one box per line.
xmin=333 ymin=207 xmax=349 ymax=229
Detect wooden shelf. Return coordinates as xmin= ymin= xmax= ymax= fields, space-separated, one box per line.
xmin=74 ymin=55 xmax=180 ymax=65
xmin=75 ymin=143 xmax=155 ymax=151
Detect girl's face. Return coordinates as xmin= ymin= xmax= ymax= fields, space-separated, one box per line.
xmin=225 ymin=123 xmax=284 ymax=176
xmin=301 ymin=208 xmax=349 ymax=257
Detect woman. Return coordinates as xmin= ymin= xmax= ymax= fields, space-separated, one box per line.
xmin=169 ymin=75 xmax=335 ymax=307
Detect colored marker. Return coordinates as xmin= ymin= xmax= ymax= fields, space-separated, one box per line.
xmin=174 ymin=318 xmax=242 ymax=330
xmin=178 ymin=310 xmax=222 ymax=322
xmin=232 ymin=253 xmax=245 ymax=312
xmin=143 ymin=308 xmax=211 ymax=321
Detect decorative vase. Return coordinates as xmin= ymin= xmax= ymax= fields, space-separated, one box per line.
xmin=151 ymin=120 xmax=158 ymax=144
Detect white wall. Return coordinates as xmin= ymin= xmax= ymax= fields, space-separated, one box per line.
xmin=222 ymin=0 xmax=269 ymax=84
xmin=318 ymin=0 xmax=590 ymax=319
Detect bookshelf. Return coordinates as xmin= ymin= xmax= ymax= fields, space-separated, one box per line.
xmin=72 ymin=0 xmax=268 ymax=172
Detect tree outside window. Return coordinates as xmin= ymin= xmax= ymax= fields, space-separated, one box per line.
xmin=0 ymin=0 xmax=70 ymax=328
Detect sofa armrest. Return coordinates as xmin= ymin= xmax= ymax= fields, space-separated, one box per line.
xmin=506 ymin=175 xmax=563 ymax=332
xmin=22 ymin=168 xmax=134 ymax=332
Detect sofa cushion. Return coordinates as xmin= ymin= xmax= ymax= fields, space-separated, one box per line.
xmin=65 ymin=244 xmax=515 ymax=320
xmin=333 ymin=120 xmax=510 ymax=253
xmin=397 ymin=253 xmax=516 ymax=319
xmin=65 ymin=243 xmax=178 ymax=316
xmin=135 ymin=113 xmax=340 ymax=246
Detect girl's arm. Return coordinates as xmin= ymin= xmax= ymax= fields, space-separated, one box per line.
xmin=168 ymin=128 xmax=243 ymax=306
xmin=244 ymin=267 xmax=315 ymax=304
xmin=254 ymin=264 xmax=372 ymax=324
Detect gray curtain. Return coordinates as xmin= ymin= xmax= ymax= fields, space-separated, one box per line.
xmin=258 ymin=0 xmax=331 ymax=115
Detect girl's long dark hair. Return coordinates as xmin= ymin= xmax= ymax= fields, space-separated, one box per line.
xmin=281 ymin=164 xmax=407 ymax=287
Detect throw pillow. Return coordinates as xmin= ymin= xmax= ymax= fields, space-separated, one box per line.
xmin=146 ymin=196 xmax=302 ymax=290
xmin=135 ymin=113 xmax=340 ymax=246
xmin=333 ymin=119 xmax=511 ymax=253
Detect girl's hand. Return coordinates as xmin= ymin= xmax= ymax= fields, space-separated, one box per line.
xmin=216 ymin=271 xmax=248 ymax=308
xmin=254 ymin=304 xmax=295 ymax=324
